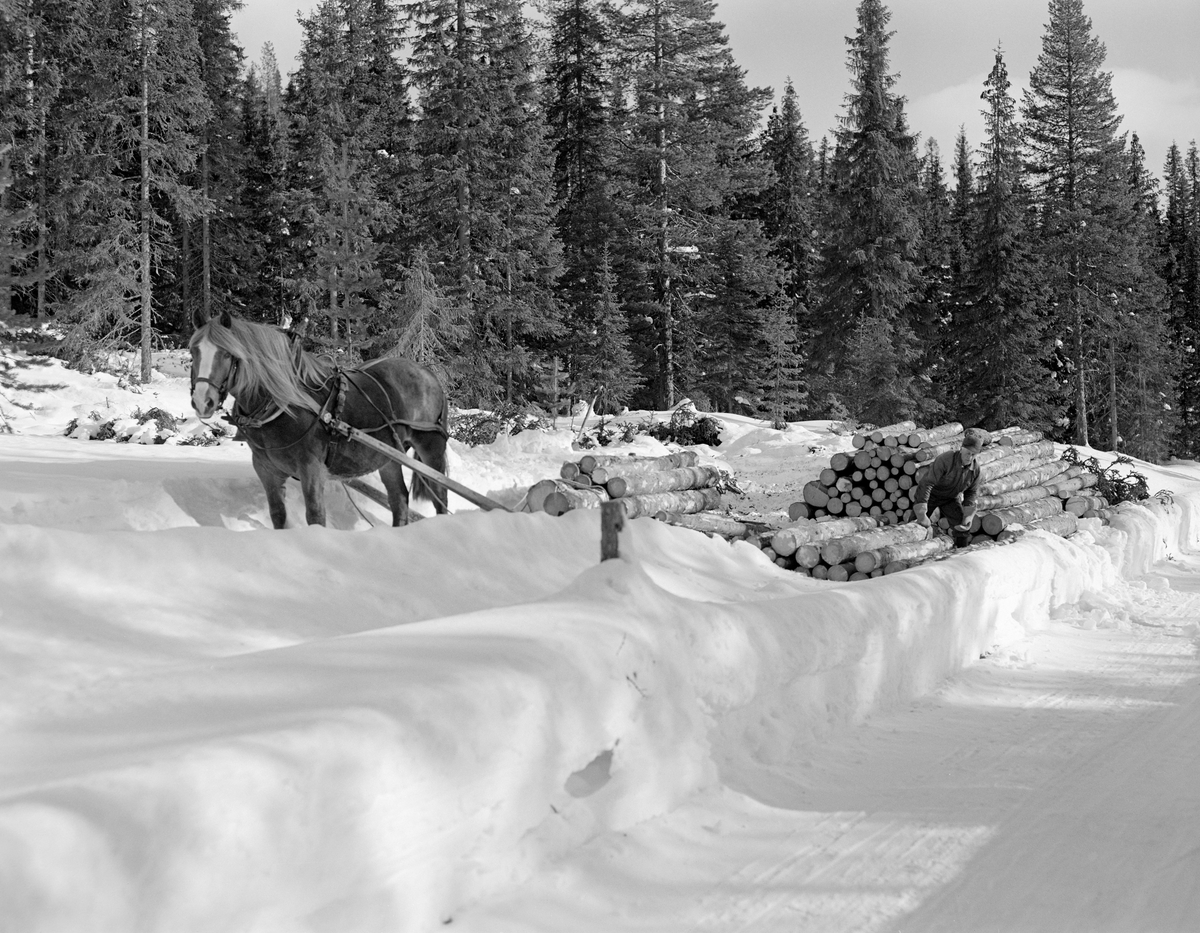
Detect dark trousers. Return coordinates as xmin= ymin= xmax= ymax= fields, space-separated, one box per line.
xmin=928 ymin=495 xmax=971 ymax=548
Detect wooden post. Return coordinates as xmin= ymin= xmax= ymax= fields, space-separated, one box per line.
xmin=601 ymin=500 xmax=624 ymax=561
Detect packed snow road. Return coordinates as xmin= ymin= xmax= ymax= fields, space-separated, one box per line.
xmin=459 ymin=562 xmax=1200 ymax=932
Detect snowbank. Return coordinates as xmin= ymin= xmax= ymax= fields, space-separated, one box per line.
xmin=4 ymin=344 xmax=1200 ymax=930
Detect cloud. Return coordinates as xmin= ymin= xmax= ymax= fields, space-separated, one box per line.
xmin=1110 ymin=69 xmax=1200 ymax=156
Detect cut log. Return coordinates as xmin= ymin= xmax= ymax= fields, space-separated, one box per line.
xmin=590 ymin=452 xmax=705 ymax=484
xmin=803 ymin=480 xmax=832 ymax=508
xmin=827 ymin=562 xmax=857 ymax=582
xmin=654 ymin=510 xmax=749 ymax=538
xmin=579 ymin=450 xmax=699 ymax=477
xmin=811 ymin=564 xmax=830 ymax=580
xmin=1046 ymin=472 xmax=1099 ymax=497
xmin=1026 ymin=511 xmax=1079 ymax=537
xmin=794 ymin=544 xmax=824 ymax=568
xmin=526 ymin=479 xmax=560 ymax=513
xmin=616 ymin=486 xmax=722 ymax=519
xmin=914 ymin=435 xmax=966 ymax=462
xmin=907 ymin=422 xmax=964 ymax=447
xmin=820 ymin=522 xmax=932 ymax=567
xmin=978 ymin=459 xmax=1070 ymax=496
xmin=1064 ymin=494 xmax=1107 ymax=517
xmin=976 ymin=441 xmax=1058 ymax=482
xmin=853 ymin=420 xmax=917 ymax=448
xmin=979 ymin=497 xmax=1065 ymax=536
xmin=788 ymin=501 xmax=814 ymax=521
xmin=560 ymin=461 xmax=582 ymax=482
xmin=829 ymin=452 xmax=853 ymax=473
xmin=855 ymin=535 xmax=955 ymax=573
xmin=974 ymin=485 xmax=1053 ymax=511
xmin=606 ymin=464 xmax=723 ymax=499
xmin=820 ymin=467 xmax=840 ymax=486
xmin=996 ymin=429 xmax=1044 ymax=447
xmin=883 ymin=560 xmax=909 ymax=574
xmin=770 ymin=514 xmax=880 ymax=556
xmin=543 ymin=484 xmax=611 ymax=516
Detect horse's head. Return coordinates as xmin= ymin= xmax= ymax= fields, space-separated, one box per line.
xmin=189 ymin=308 xmax=237 ymax=419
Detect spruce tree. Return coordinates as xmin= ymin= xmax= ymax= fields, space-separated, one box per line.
xmin=408 ymin=0 xmax=563 ymax=405
xmin=1164 ymin=141 xmax=1200 ymax=454
xmin=543 ymin=0 xmax=628 ymax=413
xmin=1022 ymin=0 xmax=1137 ymax=447
xmin=608 ymin=0 xmax=778 ymax=410
xmin=959 ymin=49 xmax=1059 ymax=431
xmin=815 ymin=0 xmax=923 ymax=423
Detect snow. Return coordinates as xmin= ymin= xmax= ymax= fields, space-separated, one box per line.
xmin=3 ymin=339 xmax=1200 ymax=932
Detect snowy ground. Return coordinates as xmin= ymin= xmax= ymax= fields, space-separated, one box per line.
xmin=3 ymin=334 xmax=1200 ymax=932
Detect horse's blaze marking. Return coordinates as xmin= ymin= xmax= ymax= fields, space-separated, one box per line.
xmin=192 ymin=334 xmax=221 ymax=416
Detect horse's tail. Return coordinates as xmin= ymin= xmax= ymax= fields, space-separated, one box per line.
xmin=411 ymin=388 xmax=450 ymax=508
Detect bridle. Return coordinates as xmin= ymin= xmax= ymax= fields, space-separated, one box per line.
xmin=192 ymin=349 xmax=239 ymax=409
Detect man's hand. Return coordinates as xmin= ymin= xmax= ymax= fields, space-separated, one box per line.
xmin=913 ymin=502 xmax=931 ymax=528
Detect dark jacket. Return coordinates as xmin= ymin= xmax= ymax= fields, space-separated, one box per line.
xmin=913 ymin=449 xmax=980 ymax=507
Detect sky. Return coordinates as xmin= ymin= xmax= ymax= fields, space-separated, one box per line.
xmin=5 ymin=331 xmax=1200 ymax=928
xmin=230 ymin=0 xmax=1200 ymax=176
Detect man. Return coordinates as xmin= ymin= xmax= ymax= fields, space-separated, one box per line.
xmin=912 ymin=427 xmax=990 ymax=548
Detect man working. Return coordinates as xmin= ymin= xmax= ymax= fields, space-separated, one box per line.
xmin=912 ymin=427 xmax=990 ymax=548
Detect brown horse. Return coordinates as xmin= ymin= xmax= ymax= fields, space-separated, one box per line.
xmin=189 ymin=309 xmax=450 ymax=528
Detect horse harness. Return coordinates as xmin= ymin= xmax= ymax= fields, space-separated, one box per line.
xmin=230 ymin=360 xmax=448 ymax=466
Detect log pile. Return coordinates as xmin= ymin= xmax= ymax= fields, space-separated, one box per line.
xmin=528 ymin=450 xmax=743 ymax=531
xmin=765 ymin=421 xmax=1113 ymax=581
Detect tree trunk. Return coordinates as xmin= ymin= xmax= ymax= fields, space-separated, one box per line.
xmin=855 ymin=535 xmax=954 ymax=574
xmin=821 ymin=522 xmax=932 ymax=566
xmin=581 ymin=450 xmax=699 ymax=478
xmin=979 ymin=460 xmax=1070 ymax=496
xmin=770 ymin=515 xmax=880 ymax=557
xmin=653 ymin=510 xmax=748 ymax=539
xmin=201 ymin=145 xmax=211 ymax=322
xmin=975 ymin=485 xmax=1053 ymax=511
xmin=980 ymin=497 xmax=1066 ymax=535
xmin=542 ymin=484 xmax=611 ymax=516
xmin=1109 ymin=336 xmax=1118 ymax=450
xmin=616 ymin=486 xmax=721 ymax=519
xmin=605 ymin=465 xmax=722 ymax=499
xmin=1075 ymin=289 xmax=1090 ymax=446
xmin=139 ymin=12 xmax=153 ymax=384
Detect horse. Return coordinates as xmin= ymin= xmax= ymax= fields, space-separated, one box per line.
xmin=189 ymin=308 xmax=450 ymax=528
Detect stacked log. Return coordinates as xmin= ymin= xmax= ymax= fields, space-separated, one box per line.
xmin=775 ymin=421 xmax=1112 ymax=580
xmin=791 ymin=421 xmax=965 ymax=526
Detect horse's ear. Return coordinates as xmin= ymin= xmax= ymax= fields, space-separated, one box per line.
xmin=191 ymin=306 xmax=208 ymax=332
xmin=219 ymin=309 xmax=233 ymax=329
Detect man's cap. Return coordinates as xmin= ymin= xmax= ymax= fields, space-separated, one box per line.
xmin=961 ymin=427 xmax=991 ymax=450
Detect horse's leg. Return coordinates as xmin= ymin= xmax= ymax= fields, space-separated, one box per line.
xmin=251 ymin=453 xmax=290 ymax=529
xmin=298 ymin=463 xmax=328 ymax=526
xmin=378 ymin=460 xmax=411 ymax=527
xmin=409 ymin=431 xmax=451 ymax=515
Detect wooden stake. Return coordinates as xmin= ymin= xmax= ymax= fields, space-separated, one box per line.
xmin=601 ymin=500 xmax=624 ymax=561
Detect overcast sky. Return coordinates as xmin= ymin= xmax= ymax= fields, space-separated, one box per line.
xmin=232 ymin=0 xmax=1199 ymax=178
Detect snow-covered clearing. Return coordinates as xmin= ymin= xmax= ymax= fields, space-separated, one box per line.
xmin=3 ymin=336 xmax=1200 ymax=932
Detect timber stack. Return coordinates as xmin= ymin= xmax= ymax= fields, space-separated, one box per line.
xmin=527 ymin=450 xmax=748 ymax=535
xmin=770 ymin=421 xmax=1113 ymax=580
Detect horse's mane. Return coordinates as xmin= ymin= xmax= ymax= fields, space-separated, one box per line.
xmin=190 ymin=317 xmax=329 ymax=415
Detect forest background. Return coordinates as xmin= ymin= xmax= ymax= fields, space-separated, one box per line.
xmin=2 ymin=0 xmax=1200 ymax=462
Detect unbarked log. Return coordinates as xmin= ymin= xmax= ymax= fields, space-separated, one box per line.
xmin=1046 ymin=472 xmax=1099 ymax=497
xmin=996 ymin=429 xmax=1044 ymax=447
xmin=577 ymin=450 xmax=699 ymax=476
xmin=615 ymin=486 xmax=722 ymax=519
xmin=543 ymin=484 xmax=612 ymax=516
xmin=852 ymin=420 xmax=917 ymax=448
xmin=915 ymin=435 xmax=967 ymax=462
xmin=1065 ymin=494 xmax=1108 ymax=517
xmin=1024 ymin=511 xmax=1079 ymax=537
xmin=974 ymin=485 xmax=1052 ymax=511
xmin=588 ymin=451 xmax=703 ymax=484
xmin=654 ymin=510 xmax=749 ymax=538
xmin=821 ymin=521 xmax=932 ymax=567
xmin=605 ymin=464 xmax=723 ymax=498
xmin=976 ymin=441 xmax=1058 ymax=482
xmin=854 ymin=535 xmax=954 ymax=573
xmin=770 ymin=514 xmax=880 ymax=556
xmin=906 ymin=422 xmax=964 ymax=447
xmin=978 ymin=459 xmax=1070 ymax=496
xmin=788 ymin=501 xmax=814 ymax=521
xmin=980 ymin=497 xmax=1066 ymax=536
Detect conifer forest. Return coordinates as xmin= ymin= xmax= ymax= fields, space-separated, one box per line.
xmin=2 ymin=0 xmax=1199 ymax=462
